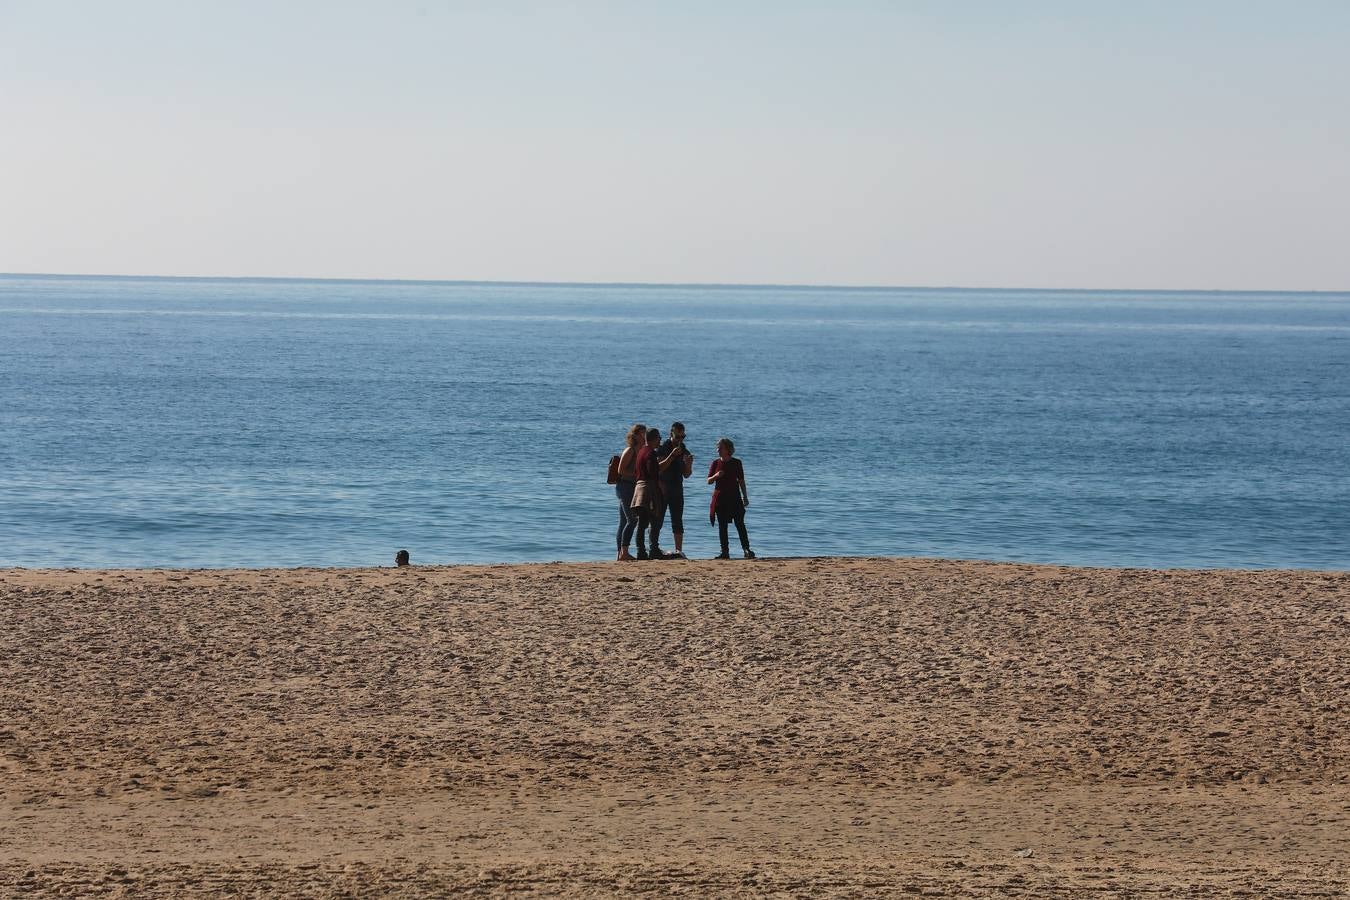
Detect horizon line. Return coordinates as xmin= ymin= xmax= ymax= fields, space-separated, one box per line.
xmin=2 ymin=271 xmax=1347 ymax=296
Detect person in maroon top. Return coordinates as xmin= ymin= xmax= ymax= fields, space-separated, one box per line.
xmin=706 ymin=436 xmax=754 ymax=560
xmin=630 ymin=427 xmax=684 ymax=560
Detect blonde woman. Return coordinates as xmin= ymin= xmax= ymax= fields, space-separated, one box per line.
xmin=614 ymin=423 xmax=645 ymax=561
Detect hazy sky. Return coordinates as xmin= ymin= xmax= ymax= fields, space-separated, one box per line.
xmin=3 ymin=1 xmax=1347 ymax=289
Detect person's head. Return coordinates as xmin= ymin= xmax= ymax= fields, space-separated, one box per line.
xmin=394 ymin=549 xmax=410 ymax=567
xmin=670 ymin=421 xmax=686 ymax=443
xmin=626 ymin=423 xmax=647 ymax=449
xmin=646 ymin=427 xmax=662 ymax=447
xmin=717 ymin=437 xmax=734 ymax=459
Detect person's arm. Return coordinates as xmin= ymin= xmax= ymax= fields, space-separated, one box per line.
xmin=617 ymin=447 xmax=634 ymax=478
xmin=738 ymin=461 xmax=750 ymax=506
xmin=682 ymin=450 xmax=693 ymax=479
xmin=706 ymin=459 xmax=722 ymax=485
xmin=657 ymin=447 xmax=682 ymax=472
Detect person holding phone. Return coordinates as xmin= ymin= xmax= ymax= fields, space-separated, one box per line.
xmin=653 ymin=421 xmax=694 ymax=559
xmin=707 ymin=436 xmax=754 ymax=560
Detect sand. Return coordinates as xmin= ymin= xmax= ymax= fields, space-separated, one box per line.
xmin=1 ymin=557 xmax=1346 ymax=896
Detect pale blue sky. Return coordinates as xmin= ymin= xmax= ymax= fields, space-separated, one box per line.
xmin=2 ymin=1 xmax=1347 ymax=288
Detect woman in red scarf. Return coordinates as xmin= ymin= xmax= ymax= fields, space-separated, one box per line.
xmin=707 ymin=437 xmax=754 ymax=560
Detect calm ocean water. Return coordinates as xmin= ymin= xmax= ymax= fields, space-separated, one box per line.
xmin=2 ymin=274 xmax=1347 ymax=569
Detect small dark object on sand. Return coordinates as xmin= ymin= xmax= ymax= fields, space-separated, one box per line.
xmin=395 ymin=550 xmax=410 ymax=567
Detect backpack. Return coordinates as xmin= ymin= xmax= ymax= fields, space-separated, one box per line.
xmin=606 ymin=453 xmax=621 ymax=485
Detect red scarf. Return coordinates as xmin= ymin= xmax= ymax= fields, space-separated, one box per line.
xmin=707 ymin=457 xmax=744 ymax=523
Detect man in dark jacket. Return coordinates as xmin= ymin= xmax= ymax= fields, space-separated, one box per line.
xmin=651 ymin=421 xmax=694 ymax=559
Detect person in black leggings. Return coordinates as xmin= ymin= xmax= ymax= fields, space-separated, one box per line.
xmin=652 ymin=421 xmax=693 ymax=559
xmin=707 ymin=437 xmax=754 ymax=560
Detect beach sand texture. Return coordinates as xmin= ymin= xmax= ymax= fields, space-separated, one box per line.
xmin=2 ymin=557 xmax=1347 ymax=896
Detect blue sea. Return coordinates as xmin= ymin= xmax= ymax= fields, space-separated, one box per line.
xmin=2 ymin=274 xmax=1347 ymax=570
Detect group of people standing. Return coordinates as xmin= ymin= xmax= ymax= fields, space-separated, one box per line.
xmin=611 ymin=422 xmax=754 ymax=561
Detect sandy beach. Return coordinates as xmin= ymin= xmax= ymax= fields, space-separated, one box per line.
xmin=1 ymin=557 xmax=1346 ymax=896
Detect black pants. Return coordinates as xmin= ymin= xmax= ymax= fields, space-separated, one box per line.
xmin=636 ymin=508 xmax=662 ymax=554
xmin=716 ymin=508 xmax=750 ymax=555
xmin=653 ymin=485 xmax=683 ymax=545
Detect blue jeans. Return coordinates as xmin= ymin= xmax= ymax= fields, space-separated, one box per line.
xmin=615 ymin=481 xmax=637 ymax=551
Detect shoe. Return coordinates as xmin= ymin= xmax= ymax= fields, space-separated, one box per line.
xmin=743 ymin=550 xmax=756 ymax=560
xmin=671 ymin=551 xmax=687 ymax=560
xmin=636 ymin=549 xmax=649 ymax=561
xmin=714 ymin=552 xmax=731 ymax=560
xmin=650 ymin=547 xmax=667 ymax=560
